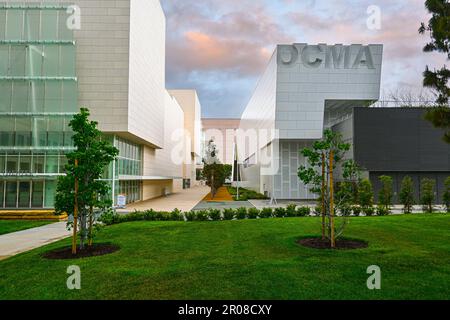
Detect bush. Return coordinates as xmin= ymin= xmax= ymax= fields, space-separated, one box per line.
xmin=227 ymin=187 xmax=268 ymax=201
xmin=170 ymin=209 xmax=183 ymax=221
xmin=352 ymin=206 xmax=361 ymax=216
xmin=259 ymin=208 xmax=273 ymax=218
xmin=313 ymin=205 xmax=322 ymax=216
xmin=285 ymin=204 xmax=297 ymax=217
xmin=376 ymin=206 xmax=390 ymax=216
xmin=358 ymin=179 xmax=374 ymax=209
xmin=143 ymin=209 xmax=157 ymax=221
xmin=420 ymin=178 xmax=436 ymax=213
xmin=378 ymin=175 xmax=393 ymax=212
xmin=185 ymin=211 xmax=196 ymax=221
xmin=208 ymin=209 xmax=222 ymax=221
xmin=339 ymin=205 xmax=353 ymax=216
xmin=247 ymin=208 xmax=260 ymax=219
xmin=399 ymin=176 xmax=415 ymax=214
xmin=297 ymin=206 xmax=311 ymax=217
xmin=223 ymin=209 xmax=235 ymax=220
xmin=274 ymin=207 xmax=286 ymax=218
xmin=99 ymin=209 xmax=121 ymax=225
xmin=364 ymin=206 xmax=375 ymax=216
xmin=236 ymin=207 xmax=247 ymax=220
xmin=443 ymin=177 xmax=450 ymax=213
xmin=196 ymin=210 xmax=210 ymax=221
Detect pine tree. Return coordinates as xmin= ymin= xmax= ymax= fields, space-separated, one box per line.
xmin=399 ymin=176 xmax=415 ymax=213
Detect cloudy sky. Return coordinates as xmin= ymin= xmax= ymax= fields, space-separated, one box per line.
xmin=160 ymin=0 xmax=447 ymax=118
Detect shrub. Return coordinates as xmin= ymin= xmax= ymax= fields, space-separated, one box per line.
xmin=376 ymin=206 xmax=390 ymax=216
xmin=399 ymin=176 xmax=415 ymax=214
xmin=443 ymin=177 xmax=450 ymax=213
xmin=223 ymin=208 xmax=235 ymax=220
xmin=364 ymin=206 xmax=375 ymax=216
xmin=297 ymin=206 xmax=311 ymax=217
xmin=143 ymin=209 xmax=157 ymax=221
xmin=285 ymin=204 xmax=297 ymax=217
xmin=236 ymin=207 xmax=248 ymax=220
xmin=352 ymin=206 xmax=361 ymax=216
xmin=247 ymin=208 xmax=260 ymax=219
xmin=259 ymin=208 xmax=273 ymax=218
xmin=273 ymin=207 xmax=286 ymax=218
xmin=378 ymin=175 xmax=393 ymax=212
xmin=185 ymin=211 xmax=196 ymax=221
xmin=420 ymin=178 xmax=436 ymax=213
xmin=99 ymin=209 xmax=121 ymax=225
xmin=170 ymin=209 xmax=183 ymax=221
xmin=339 ymin=205 xmax=353 ymax=216
xmin=196 ymin=210 xmax=210 ymax=221
xmin=313 ymin=205 xmax=322 ymax=216
xmin=358 ymin=179 xmax=374 ymax=209
xmin=208 ymin=209 xmax=222 ymax=221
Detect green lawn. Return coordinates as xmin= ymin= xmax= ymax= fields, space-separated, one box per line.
xmin=1 ymin=214 xmax=449 ymax=300
xmin=0 ymin=220 xmax=52 ymax=236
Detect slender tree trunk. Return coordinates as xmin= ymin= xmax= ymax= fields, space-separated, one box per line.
xmin=72 ymin=159 xmax=79 ymax=255
xmin=88 ymin=204 xmax=93 ymax=247
xmin=321 ymin=153 xmax=326 ymax=240
xmin=329 ymin=151 xmax=336 ymax=248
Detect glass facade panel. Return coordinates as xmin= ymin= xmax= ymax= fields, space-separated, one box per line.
xmin=6 ymin=9 xmax=23 ymax=40
xmin=44 ymin=180 xmax=56 ymax=208
xmin=41 ymin=10 xmax=58 ymax=40
xmin=45 ymin=81 xmax=62 ymax=112
xmin=18 ymin=181 xmax=30 ymax=207
xmin=27 ymin=45 xmax=44 ymax=77
xmin=0 ymin=181 xmax=4 ymax=207
xmin=0 ymin=45 xmax=9 ymax=75
xmin=0 ymin=9 xmax=6 ymax=40
xmin=12 ymin=81 xmax=29 ymax=112
xmin=0 ymin=82 xmax=12 ymax=112
xmin=24 ymin=10 xmax=41 ymax=41
xmin=6 ymin=155 xmax=18 ymax=173
xmin=62 ymin=81 xmax=77 ymax=112
xmin=0 ymin=153 xmax=5 ymax=174
xmin=45 ymin=155 xmax=59 ymax=173
xmin=19 ymin=154 xmax=32 ymax=173
xmin=5 ymin=181 xmax=17 ymax=207
xmin=16 ymin=117 xmax=32 ymax=146
xmin=0 ymin=117 xmax=14 ymax=146
xmin=60 ymin=45 xmax=75 ymax=76
xmin=28 ymin=82 xmax=45 ymax=112
xmin=10 ymin=45 xmax=26 ymax=76
xmin=42 ymin=46 xmax=59 ymax=76
xmin=31 ymin=181 xmax=44 ymax=208
xmin=32 ymin=153 xmax=45 ymax=173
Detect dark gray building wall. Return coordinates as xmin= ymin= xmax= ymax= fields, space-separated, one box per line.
xmin=351 ymin=107 xmax=449 ymax=204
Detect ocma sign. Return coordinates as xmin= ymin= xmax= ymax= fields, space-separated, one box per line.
xmin=277 ymin=44 xmax=376 ymax=69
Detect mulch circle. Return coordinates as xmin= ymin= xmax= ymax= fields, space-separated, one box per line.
xmin=297 ymin=237 xmax=368 ymax=250
xmin=42 ymin=244 xmax=120 ymax=260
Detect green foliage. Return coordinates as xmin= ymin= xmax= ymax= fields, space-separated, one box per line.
xmin=196 ymin=210 xmax=210 ymax=221
xmin=223 ymin=164 xmax=233 ymax=181
xmin=227 ymin=187 xmax=268 ymax=201
xmin=376 ymin=206 xmax=390 ymax=216
xmin=170 ymin=209 xmax=184 ymax=221
xmin=421 ymin=178 xmax=436 ymax=213
xmin=444 ymin=177 xmax=450 ymax=213
xmin=378 ymin=175 xmax=393 ymax=212
xmin=419 ymin=0 xmax=450 ymax=142
xmin=358 ymin=179 xmax=374 ymax=209
xmin=223 ymin=209 xmax=235 ymax=220
xmin=185 ymin=211 xmax=196 ymax=222
xmin=236 ymin=207 xmax=248 ymax=220
xmin=285 ymin=204 xmax=297 ymax=217
xmin=339 ymin=205 xmax=353 ymax=216
xmin=98 ymin=209 xmax=121 ymax=226
xmin=55 ymin=108 xmax=119 ymax=249
xmin=352 ymin=206 xmax=362 ymax=217
xmin=363 ymin=206 xmax=376 ymax=216
xmin=296 ymin=206 xmax=311 ymax=217
xmin=202 ymin=140 xmax=226 ymax=198
xmin=274 ymin=207 xmax=286 ymax=218
xmin=247 ymin=208 xmax=260 ymax=219
xmin=259 ymin=208 xmax=273 ymax=218
xmin=208 ymin=209 xmax=222 ymax=221
xmin=399 ymin=176 xmax=415 ymax=213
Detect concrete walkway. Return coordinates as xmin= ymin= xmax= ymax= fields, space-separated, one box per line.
xmin=0 ymin=222 xmax=71 ymax=260
xmin=119 ymin=186 xmax=210 ymax=213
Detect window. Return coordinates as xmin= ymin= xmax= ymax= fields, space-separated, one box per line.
xmin=18 ymin=181 xmax=30 ymax=207
xmin=48 ymin=118 xmax=64 ymax=146
xmin=5 ymin=181 xmax=17 ymax=208
xmin=32 ymin=117 xmax=47 ymax=147
xmin=0 ymin=9 xmax=6 ymax=40
xmin=0 ymin=154 xmax=5 ymax=173
xmin=31 ymin=181 xmax=43 ymax=208
xmin=57 ymin=10 xmax=73 ymax=41
xmin=19 ymin=154 xmax=32 ymax=173
xmin=42 ymin=46 xmax=59 ymax=76
xmin=28 ymin=82 xmax=45 ymax=112
xmin=60 ymin=45 xmax=75 ymax=76
xmin=12 ymin=81 xmax=29 ymax=112
xmin=41 ymin=10 xmax=58 ymax=40
xmin=0 ymin=118 xmax=14 ymax=146
xmin=6 ymin=154 xmax=18 ymax=173
xmin=0 ymin=181 xmax=4 ymax=208
xmin=27 ymin=45 xmax=44 ymax=77
xmin=45 ymin=154 xmax=59 ymax=173
xmin=32 ymin=154 xmax=45 ymax=173
xmin=61 ymin=81 xmax=77 ymax=112
xmin=15 ymin=118 xmax=32 ymax=147
xmin=44 ymin=180 xmax=56 ymax=208
xmin=0 ymin=45 xmax=9 ymax=76
xmin=0 ymin=82 xmax=12 ymax=113
xmin=24 ymin=10 xmax=41 ymax=41
xmin=5 ymin=9 xmax=23 ymax=41
xmin=10 ymin=45 xmax=26 ymax=76
xmin=45 ymin=81 xmax=62 ymax=112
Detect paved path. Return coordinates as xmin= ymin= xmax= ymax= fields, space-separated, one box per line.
xmin=0 ymin=222 xmax=71 ymax=260
xmin=119 ymin=186 xmax=210 ymax=213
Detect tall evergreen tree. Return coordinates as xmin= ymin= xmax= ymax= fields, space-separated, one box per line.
xmin=419 ymin=0 xmax=450 ymax=143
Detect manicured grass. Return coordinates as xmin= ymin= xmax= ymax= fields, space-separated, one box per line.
xmin=227 ymin=186 xmax=268 ymax=201
xmin=1 ymin=214 xmax=450 ymax=300
xmin=0 ymin=220 xmax=52 ymax=236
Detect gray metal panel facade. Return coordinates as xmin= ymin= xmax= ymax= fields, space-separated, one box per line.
xmin=353 ymin=107 xmax=450 ymax=172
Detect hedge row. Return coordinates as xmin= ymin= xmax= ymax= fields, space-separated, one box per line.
xmin=99 ymin=205 xmax=312 ymax=225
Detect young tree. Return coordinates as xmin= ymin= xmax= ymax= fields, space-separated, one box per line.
xmin=202 ymin=140 xmax=226 ymax=199
xmin=55 ymin=108 xmax=119 ymax=253
xmin=444 ymin=176 xmax=450 ymax=212
xmin=298 ymin=129 xmax=354 ymax=248
xmin=419 ymin=0 xmax=450 ymax=143
xmin=358 ymin=179 xmax=374 ymax=210
xmin=399 ymin=176 xmax=415 ymax=213
xmin=378 ymin=175 xmax=394 ymax=212
xmin=420 ymin=178 xmax=436 ymax=213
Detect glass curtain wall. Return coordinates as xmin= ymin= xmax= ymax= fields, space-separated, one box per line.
xmin=0 ymin=4 xmax=77 ymax=208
